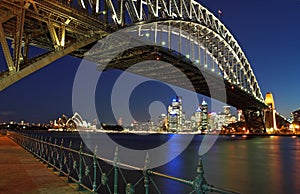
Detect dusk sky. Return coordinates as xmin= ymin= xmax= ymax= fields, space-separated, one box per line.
xmin=0 ymin=0 xmax=299 ymax=123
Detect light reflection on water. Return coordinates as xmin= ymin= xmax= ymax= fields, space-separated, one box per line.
xmin=158 ymin=135 xmax=300 ymax=194
xmin=33 ymin=132 xmax=300 ymax=193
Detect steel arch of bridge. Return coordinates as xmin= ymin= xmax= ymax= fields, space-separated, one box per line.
xmin=76 ymin=0 xmax=264 ymax=102
xmin=0 ymin=0 xmax=264 ymax=104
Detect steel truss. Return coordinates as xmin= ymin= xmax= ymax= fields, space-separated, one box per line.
xmin=76 ymin=0 xmax=264 ymax=102
xmin=0 ymin=0 xmax=263 ymax=105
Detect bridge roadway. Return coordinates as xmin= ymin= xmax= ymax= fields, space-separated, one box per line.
xmin=0 ymin=133 xmax=84 ymax=194
xmin=98 ymin=46 xmax=267 ymax=111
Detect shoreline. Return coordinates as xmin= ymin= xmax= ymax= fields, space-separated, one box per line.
xmin=4 ymin=129 xmax=300 ymax=137
xmin=49 ymin=129 xmax=300 ymax=137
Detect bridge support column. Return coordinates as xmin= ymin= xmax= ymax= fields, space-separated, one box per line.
xmin=264 ymin=92 xmax=278 ymax=133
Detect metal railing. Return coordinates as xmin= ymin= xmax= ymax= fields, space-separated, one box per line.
xmin=8 ymin=131 xmax=239 ymax=194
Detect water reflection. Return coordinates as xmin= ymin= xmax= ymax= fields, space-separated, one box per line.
xmin=158 ymin=136 xmax=300 ymax=194
xmin=27 ymin=132 xmax=300 ymax=193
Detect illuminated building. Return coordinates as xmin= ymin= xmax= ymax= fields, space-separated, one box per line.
xmin=167 ymin=96 xmax=183 ymax=131
xmin=223 ymin=106 xmax=231 ymax=115
xmin=190 ymin=106 xmax=202 ymax=131
xmin=209 ymin=112 xmax=218 ymax=130
xmin=195 ymin=106 xmax=202 ymax=131
xmin=292 ymin=109 xmax=300 ymax=125
xmin=201 ymin=99 xmax=208 ymax=131
xmin=237 ymin=110 xmax=244 ymax=122
xmin=158 ymin=114 xmax=168 ymax=131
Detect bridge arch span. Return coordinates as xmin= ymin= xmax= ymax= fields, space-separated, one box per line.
xmin=0 ymin=0 xmax=264 ymax=106
xmin=79 ymin=0 xmax=264 ymax=103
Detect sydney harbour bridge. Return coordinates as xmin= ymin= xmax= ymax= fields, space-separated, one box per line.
xmin=0 ymin=0 xmax=286 ymax=131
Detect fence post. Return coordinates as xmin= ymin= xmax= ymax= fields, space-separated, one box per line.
xmin=30 ymin=135 xmax=35 ymax=153
xmin=40 ymin=136 xmax=44 ymax=159
xmin=144 ymin=152 xmax=150 ymax=194
xmin=59 ymin=138 xmax=64 ymax=176
xmin=92 ymin=145 xmax=98 ymax=193
xmin=24 ymin=134 xmax=28 ymax=149
xmin=41 ymin=136 xmax=46 ymax=163
xmin=67 ymin=140 xmax=73 ymax=183
xmin=38 ymin=136 xmax=42 ymax=160
xmin=126 ymin=183 xmax=134 ymax=194
xmin=193 ymin=157 xmax=207 ymax=194
xmin=113 ymin=147 xmax=119 ymax=194
xmin=53 ymin=138 xmax=58 ymax=171
xmin=78 ymin=141 xmax=83 ymax=191
xmin=34 ymin=135 xmax=37 ymax=154
xmin=47 ymin=137 xmax=52 ymax=167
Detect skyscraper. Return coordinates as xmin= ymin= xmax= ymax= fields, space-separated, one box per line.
xmin=201 ymin=99 xmax=208 ymax=131
xmin=194 ymin=106 xmax=202 ymax=131
xmin=167 ymin=96 xmax=183 ymax=131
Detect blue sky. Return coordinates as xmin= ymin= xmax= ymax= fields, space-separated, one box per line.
xmin=0 ymin=0 xmax=299 ymax=123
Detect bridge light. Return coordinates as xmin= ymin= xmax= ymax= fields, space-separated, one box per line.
xmin=156 ymin=56 xmax=160 ymax=60
xmin=161 ymin=41 xmax=166 ymax=46
xmin=231 ymin=85 xmax=234 ymax=90
xmin=211 ymin=68 xmax=215 ymax=72
xmin=195 ymin=59 xmax=200 ymax=64
xmin=186 ymin=54 xmax=190 ymax=58
xmin=204 ymin=64 xmax=208 ymax=68
xmin=145 ymin=33 xmax=150 ymax=37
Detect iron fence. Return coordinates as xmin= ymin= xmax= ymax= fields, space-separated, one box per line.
xmin=8 ymin=131 xmax=239 ymax=194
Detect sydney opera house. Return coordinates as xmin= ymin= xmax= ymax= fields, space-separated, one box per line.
xmin=50 ymin=112 xmax=90 ymax=131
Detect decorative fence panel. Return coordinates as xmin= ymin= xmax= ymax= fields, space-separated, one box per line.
xmin=8 ymin=131 xmax=239 ymax=194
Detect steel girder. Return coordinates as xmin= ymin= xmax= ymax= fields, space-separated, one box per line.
xmin=77 ymin=0 xmax=264 ymax=102
xmin=0 ymin=0 xmax=110 ymax=90
xmin=0 ymin=0 xmax=264 ymax=105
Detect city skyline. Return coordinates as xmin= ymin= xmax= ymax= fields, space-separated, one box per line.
xmin=0 ymin=0 xmax=300 ymax=123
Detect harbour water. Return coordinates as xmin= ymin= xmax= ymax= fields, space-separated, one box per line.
xmin=159 ymin=135 xmax=300 ymax=194
xmin=21 ymin=132 xmax=300 ymax=193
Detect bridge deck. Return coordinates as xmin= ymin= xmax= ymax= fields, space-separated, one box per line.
xmin=0 ymin=133 xmax=83 ymax=194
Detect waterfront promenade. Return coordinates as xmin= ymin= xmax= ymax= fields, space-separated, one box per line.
xmin=0 ymin=134 xmax=84 ymax=194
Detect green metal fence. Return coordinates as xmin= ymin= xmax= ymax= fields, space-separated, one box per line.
xmin=8 ymin=131 xmax=239 ymax=194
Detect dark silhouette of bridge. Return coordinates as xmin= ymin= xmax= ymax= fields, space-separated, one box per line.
xmin=0 ymin=0 xmax=288 ymax=131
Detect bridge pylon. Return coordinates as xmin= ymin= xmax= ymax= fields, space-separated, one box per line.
xmin=264 ymin=92 xmax=278 ymax=133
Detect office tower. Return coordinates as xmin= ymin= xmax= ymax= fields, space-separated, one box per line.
xmin=167 ymin=96 xmax=183 ymax=131
xmin=201 ymin=99 xmax=208 ymax=131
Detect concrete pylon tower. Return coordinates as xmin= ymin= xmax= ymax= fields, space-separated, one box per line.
xmin=264 ymin=92 xmax=277 ymax=133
